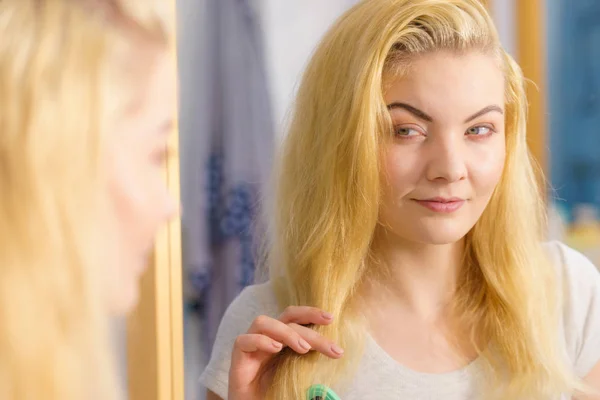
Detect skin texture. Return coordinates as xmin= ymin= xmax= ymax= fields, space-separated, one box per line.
xmin=378 ymin=50 xmax=506 ymax=248
xmin=104 ymin=50 xmax=178 ymax=315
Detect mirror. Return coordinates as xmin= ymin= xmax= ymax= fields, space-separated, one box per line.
xmin=124 ymin=0 xmax=600 ymax=399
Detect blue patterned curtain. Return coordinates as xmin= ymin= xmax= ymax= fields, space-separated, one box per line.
xmin=183 ymin=0 xmax=273 ymax=354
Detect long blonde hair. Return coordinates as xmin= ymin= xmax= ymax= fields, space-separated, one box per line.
xmin=0 ymin=1 xmax=169 ymax=399
xmin=265 ymin=0 xmax=583 ymax=398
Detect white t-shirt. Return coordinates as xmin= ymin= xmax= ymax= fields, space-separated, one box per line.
xmin=199 ymin=241 xmax=600 ymax=399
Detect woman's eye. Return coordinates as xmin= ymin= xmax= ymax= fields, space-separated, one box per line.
xmin=466 ymin=126 xmax=492 ymax=136
xmin=395 ymin=127 xmax=421 ymax=137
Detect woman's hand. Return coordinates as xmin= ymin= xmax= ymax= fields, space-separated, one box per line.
xmin=228 ymin=306 xmax=344 ymax=400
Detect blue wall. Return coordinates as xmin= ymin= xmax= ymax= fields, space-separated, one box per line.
xmin=547 ymin=0 xmax=600 ymax=220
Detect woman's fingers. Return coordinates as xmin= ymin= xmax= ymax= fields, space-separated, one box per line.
xmin=229 ymin=308 xmax=342 ymax=400
xmin=233 ymin=333 xmax=283 ymax=354
xmin=248 ymin=315 xmax=314 ymax=354
xmin=247 ymin=314 xmax=344 ymax=359
xmin=278 ymin=306 xmax=334 ymax=326
xmin=288 ymin=323 xmax=344 ymax=359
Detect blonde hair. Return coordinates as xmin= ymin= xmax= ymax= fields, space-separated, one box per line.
xmin=0 ymin=1 xmax=170 ymax=399
xmin=265 ymin=0 xmax=584 ymax=398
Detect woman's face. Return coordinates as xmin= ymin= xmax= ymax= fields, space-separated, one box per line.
xmin=379 ymin=50 xmax=506 ymax=246
xmin=104 ymin=49 xmax=178 ymax=314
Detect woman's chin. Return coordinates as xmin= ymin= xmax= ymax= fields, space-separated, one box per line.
xmin=413 ymin=225 xmax=470 ymax=245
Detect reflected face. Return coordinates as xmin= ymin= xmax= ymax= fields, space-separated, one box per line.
xmin=104 ymin=49 xmax=178 ymax=314
xmin=379 ymin=50 xmax=506 ymax=245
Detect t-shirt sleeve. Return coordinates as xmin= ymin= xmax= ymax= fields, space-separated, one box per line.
xmin=551 ymin=241 xmax=600 ymax=377
xmin=199 ymin=283 xmax=280 ymax=399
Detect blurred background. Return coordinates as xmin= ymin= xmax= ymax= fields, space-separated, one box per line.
xmin=175 ymin=0 xmax=600 ymax=398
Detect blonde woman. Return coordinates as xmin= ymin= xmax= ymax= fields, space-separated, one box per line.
xmin=0 ymin=1 xmax=176 ymax=399
xmin=201 ymin=0 xmax=600 ymax=399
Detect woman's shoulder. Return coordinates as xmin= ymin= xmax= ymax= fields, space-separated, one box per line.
xmin=199 ymin=281 xmax=281 ymax=397
xmin=543 ymin=240 xmax=599 ymax=315
xmin=543 ymin=241 xmax=600 ymax=377
xmin=543 ymin=240 xmax=599 ymax=291
xmin=222 ymin=281 xmax=281 ymax=327
xmin=204 ymin=281 xmax=281 ymax=360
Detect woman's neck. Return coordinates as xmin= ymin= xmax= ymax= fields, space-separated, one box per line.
xmin=364 ymin=232 xmax=465 ymax=322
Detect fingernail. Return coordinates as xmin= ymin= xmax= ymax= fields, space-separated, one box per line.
xmin=272 ymin=341 xmax=282 ymax=349
xmin=299 ymin=339 xmax=311 ymax=351
xmin=322 ymin=311 xmax=333 ymax=320
xmin=331 ymin=344 xmax=344 ymax=355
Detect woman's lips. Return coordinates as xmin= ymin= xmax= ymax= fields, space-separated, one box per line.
xmin=412 ymin=198 xmax=465 ymax=213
